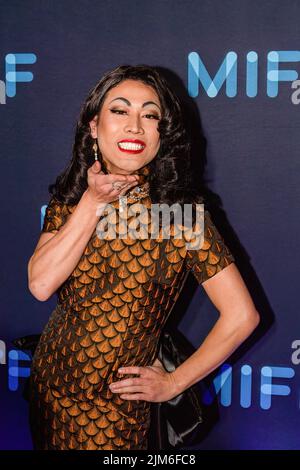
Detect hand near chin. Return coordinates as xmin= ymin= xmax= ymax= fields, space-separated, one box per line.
xmin=86 ymin=160 xmax=140 ymax=205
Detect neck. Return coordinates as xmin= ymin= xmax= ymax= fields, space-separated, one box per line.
xmin=103 ymin=161 xmax=150 ymax=185
xmin=135 ymin=163 xmax=150 ymax=185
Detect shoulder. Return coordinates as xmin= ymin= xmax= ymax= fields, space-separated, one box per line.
xmin=42 ymin=195 xmax=76 ymax=233
xmin=46 ymin=195 xmax=76 ymax=213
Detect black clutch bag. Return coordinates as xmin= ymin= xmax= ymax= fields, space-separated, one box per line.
xmin=148 ymin=325 xmax=203 ymax=450
xmin=12 ymin=334 xmax=41 ymax=356
xmin=11 ymin=334 xmax=41 ymax=402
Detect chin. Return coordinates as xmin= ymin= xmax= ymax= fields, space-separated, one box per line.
xmin=113 ymin=159 xmax=148 ymax=173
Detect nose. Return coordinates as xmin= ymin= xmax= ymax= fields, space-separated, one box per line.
xmin=124 ymin=113 xmax=144 ymax=134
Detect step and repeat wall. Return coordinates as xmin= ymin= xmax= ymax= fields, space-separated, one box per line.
xmin=0 ymin=0 xmax=299 ymax=450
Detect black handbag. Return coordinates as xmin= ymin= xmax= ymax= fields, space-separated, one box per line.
xmin=11 ymin=334 xmax=41 ymax=401
xmin=148 ymin=325 xmax=203 ymax=450
xmin=12 ymin=334 xmax=41 ymax=357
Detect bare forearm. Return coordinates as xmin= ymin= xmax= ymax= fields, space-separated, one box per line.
xmin=28 ymin=189 xmax=105 ymax=300
xmin=171 ymin=312 xmax=259 ymax=395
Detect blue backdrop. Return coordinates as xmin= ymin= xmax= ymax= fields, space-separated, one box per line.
xmin=0 ymin=0 xmax=299 ymax=450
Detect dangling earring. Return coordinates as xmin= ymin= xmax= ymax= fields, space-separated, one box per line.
xmin=93 ymin=140 xmax=98 ymax=161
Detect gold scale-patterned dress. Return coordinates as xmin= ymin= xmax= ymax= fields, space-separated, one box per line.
xmin=29 ymin=165 xmax=235 ymax=450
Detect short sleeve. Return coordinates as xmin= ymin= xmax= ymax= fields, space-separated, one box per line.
xmin=185 ymin=209 xmax=235 ymax=284
xmin=42 ymin=196 xmax=68 ymax=233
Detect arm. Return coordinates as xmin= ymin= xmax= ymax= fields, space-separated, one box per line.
xmin=28 ymin=189 xmax=105 ymax=301
xmin=170 ymin=262 xmax=260 ymax=394
xmin=28 ymin=161 xmax=139 ymax=302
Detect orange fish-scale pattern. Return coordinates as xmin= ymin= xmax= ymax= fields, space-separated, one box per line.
xmin=30 ymin=167 xmax=235 ymax=450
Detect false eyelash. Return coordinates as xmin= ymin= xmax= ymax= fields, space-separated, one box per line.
xmin=109 ymin=109 xmax=160 ymax=120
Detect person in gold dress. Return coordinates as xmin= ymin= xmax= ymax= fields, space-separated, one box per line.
xmin=27 ymin=65 xmax=260 ymax=450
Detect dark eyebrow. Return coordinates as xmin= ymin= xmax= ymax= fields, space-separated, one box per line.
xmin=108 ymin=97 xmax=161 ymax=112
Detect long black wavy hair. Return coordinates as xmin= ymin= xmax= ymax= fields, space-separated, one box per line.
xmin=49 ymin=64 xmax=203 ymax=214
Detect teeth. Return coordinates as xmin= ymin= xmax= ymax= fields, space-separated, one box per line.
xmin=118 ymin=142 xmax=145 ymax=150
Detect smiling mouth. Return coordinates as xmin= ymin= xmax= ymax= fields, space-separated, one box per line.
xmin=117 ymin=141 xmax=146 ymax=154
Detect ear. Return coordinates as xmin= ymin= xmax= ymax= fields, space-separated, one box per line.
xmin=89 ymin=115 xmax=98 ymax=138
